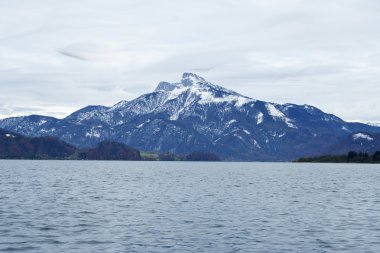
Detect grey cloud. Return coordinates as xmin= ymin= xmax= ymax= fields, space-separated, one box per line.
xmin=0 ymin=0 xmax=379 ymax=122
xmin=58 ymin=50 xmax=89 ymax=61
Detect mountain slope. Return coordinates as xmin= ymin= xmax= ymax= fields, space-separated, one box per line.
xmin=1 ymin=73 xmax=380 ymax=161
xmin=327 ymin=132 xmax=380 ymax=155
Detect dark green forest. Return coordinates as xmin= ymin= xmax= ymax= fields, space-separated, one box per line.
xmin=1 ymin=128 xmax=220 ymax=161
xmin=296 ymin=151 xmax=380 ymax=163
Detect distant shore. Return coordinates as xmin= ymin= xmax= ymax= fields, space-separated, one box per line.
xmin=295 ymin=151 xmax=380 ymax=164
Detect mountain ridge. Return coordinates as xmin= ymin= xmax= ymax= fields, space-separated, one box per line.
xmin=1 ymin=72 xmax=379 ymax=161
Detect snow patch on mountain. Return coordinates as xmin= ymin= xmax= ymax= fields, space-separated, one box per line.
xmin=271 ymin=131 xmax=286 ymax=138
xmin=227 ymin=119 xmax=237 ymax=126
xmin=40 ymin=128 xmax=56 ymax=134
xmin=196 ymin=90 xmax=252 ymax=105
xmin=256 ymin=112 xmax=264 ymax=125
xmin=233 ymin=133 xmax=244 ymax=140
xmin=253 ymin=140 xmax=261 ymax=149
xmin=266 ymin=104 xmax=282 ymax=118
xmin=85 ymin=127 xmax=102 ymax=138
xmin=136 ymin=120 xmax=151 ymax=128
xmin=265 ymin=104 xmax=297 ymax=128
xmin=165 ymin=86 xmax=189 ymax=101
xmin=243 ymin=129 xmax=251 ymax=135
xmin=352 ymin=133 xmax=374 ymax=141
xmin=38 ymin=120 xmax=47 ymax=126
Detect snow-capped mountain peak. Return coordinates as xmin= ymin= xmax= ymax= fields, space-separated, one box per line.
xmin=155 ymin=73 xmax=206 ymax=92
xmin=154 ymin=73 xmax=254 ymax=107
xmin=181 ymin=72 xmax=206 ymax=86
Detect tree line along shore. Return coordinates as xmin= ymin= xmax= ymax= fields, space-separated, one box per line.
xmin=295 ymin=151 xmax=380 ymax=163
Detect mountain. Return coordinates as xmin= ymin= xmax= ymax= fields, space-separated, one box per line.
xmin=1 ymin=72 xmax=380 ymax=161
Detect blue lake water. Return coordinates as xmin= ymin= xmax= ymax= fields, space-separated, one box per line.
xmin=0 ymin=160 xmax=380 ymax=252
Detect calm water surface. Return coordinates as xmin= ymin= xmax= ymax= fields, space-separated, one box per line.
xmin=0 ymin=161 xmax=380 ymax=252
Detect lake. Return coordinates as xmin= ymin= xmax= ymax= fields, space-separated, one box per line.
xmin=0 ymin=161 xmax=380 ymax=252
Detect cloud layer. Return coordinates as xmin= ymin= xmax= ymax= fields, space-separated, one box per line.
xmin=1 ymin=0 xmax=380 ymax=122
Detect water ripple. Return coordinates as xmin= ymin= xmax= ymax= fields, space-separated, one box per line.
xmin=1 ymin=161 xmax=380 ymax=252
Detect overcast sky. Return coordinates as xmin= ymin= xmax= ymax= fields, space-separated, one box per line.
xmin=0 ymin=0 xmax=379 ymax=122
